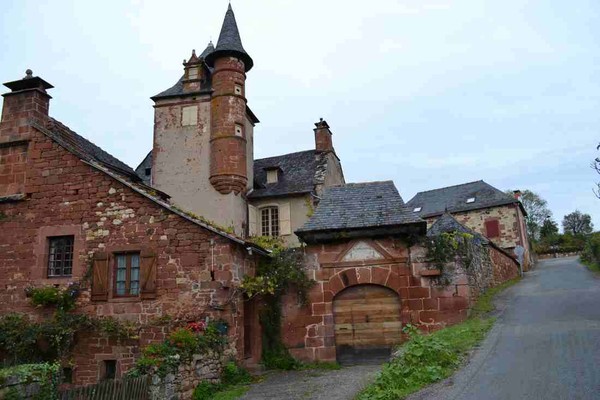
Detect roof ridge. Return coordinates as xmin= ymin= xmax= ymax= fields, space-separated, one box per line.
xmin=254 ymin=149 xmax=315 ymax=162
xmin=341 ymin=180 xmax=394 ymax=186
xmin=415 ymin=180 xmax=485 ymax=194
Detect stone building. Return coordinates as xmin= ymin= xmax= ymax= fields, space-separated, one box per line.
xmin=0 ymin=2 xmax=526 ymax=382
xmin=0 ymin=5 xmax=268 ymax=386
xmin=406 ymin=180 xmax=532 ymax=270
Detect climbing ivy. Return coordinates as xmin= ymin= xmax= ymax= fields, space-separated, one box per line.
xmin=425 ymin=232 xmax=475 ymax=272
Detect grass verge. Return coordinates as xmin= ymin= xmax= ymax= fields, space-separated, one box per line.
xmin=580 ymin=258 xmax=600 ymax=273
xmin=356 ymin=277 xmax=521 ymax=400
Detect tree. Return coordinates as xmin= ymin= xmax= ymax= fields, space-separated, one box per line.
xmin=562 ymin=210 xmax=594 ymax=235
xmin=594 ymin=143 xmax=600 ymax=199
xmin=540 ymin=218 xmax=559 ymax=239
xmin=507 ymin=190 xmax=552 ymax=240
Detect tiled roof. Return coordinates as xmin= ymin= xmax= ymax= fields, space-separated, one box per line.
xmin=249 ymin=150 xmax=327 ymax=199
xmin=406 ymin=180 xmax=519 ymax=218
xmin=297 ymin=181 xmax=424 ymax=233
xmin=205 ymin=4 xmax=253 ymax=72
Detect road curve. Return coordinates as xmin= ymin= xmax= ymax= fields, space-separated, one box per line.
xmin=410 ymin=256 xmax=600 ymax=400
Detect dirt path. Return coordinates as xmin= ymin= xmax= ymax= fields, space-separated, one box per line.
xmin=239 ymin=364 xmax=381 ymax=400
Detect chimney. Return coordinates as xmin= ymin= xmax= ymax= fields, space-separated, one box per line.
xmin=314 ymin=118 xmax=334 ymax=153
xmin=1 ymin=69 xmax=53 ymax=137
xmin=513 ymin=190 xmax=522 ymax=201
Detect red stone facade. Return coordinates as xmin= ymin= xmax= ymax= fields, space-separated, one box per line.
xmin=210 ymin=57 xmax=248 ymax=195
xmin=426 ymin=204 xmax=532 ymax=271
xmin=281 ymin=236 xmax=520 ymax=363
xmin=0 ymin=83 xmax=263 ymax=385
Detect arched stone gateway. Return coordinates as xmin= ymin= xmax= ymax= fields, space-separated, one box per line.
xmin=333 ymin=284 xmax=402 ymax=364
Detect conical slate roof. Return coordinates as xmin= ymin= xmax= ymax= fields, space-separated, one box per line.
xmin=205 ymin=4 xmax=253 ymax=71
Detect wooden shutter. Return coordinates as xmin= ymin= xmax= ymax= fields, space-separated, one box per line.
xmin=248 ymin=205 xmax=258 ymax=237
xmin=485 ymin=220 xmax=500 ymax=238
xmin=280 ymin=202 xmax=292 ymax=235
xmin=140 ymin=250 xmax=157 ymax=299
xmin=91 ymin=252 xmax=109 ymax=301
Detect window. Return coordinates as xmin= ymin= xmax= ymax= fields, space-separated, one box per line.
xmin=485 ymin=220 xmax=500 ymax=238
xmin=181 ymin=106 xmax=198 ymax=126
xmin=234 ymin=84 xmax=243 ymax=95
xmin=466 ymin=197 xmax=476 ymax=203
xmin=261 ymin=207 xmax=279 ymax=237
xmin=188 ymin=67 xmax=199 ymax=80
xmin=114 ymin=253 xmax=141 ymax=297
xmin=413 ymin=207 xmax=422 ymax=212
xmin=266 ymin=169 xmax=278 ymax=184
xmin=62 ymin=367 xmax=73 ymax=384
xmin=235 ymin=123 xmax=244 ymax=137
xmin=48 ymin=236 xmax=74 ymax=277
xmin=144 ymin=167 xmax=151 ymax=176
xmin=102 ymin=360 xmax=116 ymax=380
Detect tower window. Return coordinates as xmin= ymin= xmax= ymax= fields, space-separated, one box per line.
xmin=235 ymin=124 xmax=244 ymax=137
xmin=48 ymin=236 xmax=74 ymax=277
xmin=182 ymin=106 xmax=198 ymax=126
xmin=234 ymin=85 xmax=243 ymax=95
xmin=188 ymin=67 xmax=199 ymax=80
xmin=261 ymin=207 xmax=279 ymax=237
xmin=144 ymin=168 xmax=151 ymax=176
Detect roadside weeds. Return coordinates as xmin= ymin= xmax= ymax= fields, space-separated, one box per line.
xmin=356 ymin=277 xmax=521 ymax=400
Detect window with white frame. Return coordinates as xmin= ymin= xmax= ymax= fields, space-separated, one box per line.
xmin=261 ymin=207 xmax=279 ymax=237
xmin=266 ymin=169 xmax=278 ymax=184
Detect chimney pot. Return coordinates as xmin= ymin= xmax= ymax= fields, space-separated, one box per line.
xmin=314 ymin=118 xmax=334 ymax=153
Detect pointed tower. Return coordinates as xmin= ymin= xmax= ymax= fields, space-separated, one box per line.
xmin=150 ymin=7 xmax=257 ymax=236
xmin=205 ymin=4 xmax=253 ymax=195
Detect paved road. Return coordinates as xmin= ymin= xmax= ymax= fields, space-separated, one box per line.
xmin=411 ymin=257 xmax=600 ymax=400
xmin=239 ymin=364 xmax=380 ymax=400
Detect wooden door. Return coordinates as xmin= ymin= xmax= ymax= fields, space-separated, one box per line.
xmin=333 ymin=284 xmax=402 ymax=364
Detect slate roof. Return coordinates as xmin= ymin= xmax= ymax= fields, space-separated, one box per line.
xmin=42 ymin=118 xmax=139 ymax=179
xmin=249 ymin=150 xmax=327 ymax=199
xmin=205 ymin=4 xmax=253 ymax=71
xmin=296 ymin=181 xmax=424 ymax=234
xmin=427 ymin=213 xmax=489 ymax=244
xmin=406 ymin=180 xmax=521 ymax=218
xmin=135 ymin=151 xmax=153 ymax=185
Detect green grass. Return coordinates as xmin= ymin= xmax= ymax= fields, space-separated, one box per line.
xmin=581 ymin=258 xmax=600 ymax=273
xmin=212 ymin=385 xmax=251 ymax=400
xmin=356 ymin=278 xmax=520 ymax=400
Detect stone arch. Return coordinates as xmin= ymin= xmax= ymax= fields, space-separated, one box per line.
xmin=327 ymin=266 xmax=400 ymax=297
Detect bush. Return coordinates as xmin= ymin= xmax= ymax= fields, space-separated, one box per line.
xmin=221 ymin=362 xmax=252 ymax=386
xmin=192 ymin=381 xmax=220 ymax=400
xmin=581 ymin=233 xmax=600 ymax=266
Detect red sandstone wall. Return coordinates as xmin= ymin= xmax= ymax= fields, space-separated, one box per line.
xmin=0 ymin=128 xmax=258 ymax=384
xmin=489 ymin=246 xmax=519 ymax=285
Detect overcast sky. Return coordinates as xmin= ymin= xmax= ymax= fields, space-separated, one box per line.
xmin=2 ymin=0 xmax=599 ymax=230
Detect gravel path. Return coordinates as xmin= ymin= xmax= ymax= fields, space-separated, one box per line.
xmin=239 ymin=364 xmax=381 ymax=400
xmin=408 ymin=256 xmax=600 ymax=400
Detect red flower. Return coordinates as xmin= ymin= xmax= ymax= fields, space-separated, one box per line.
xmin=187 ymin=321 xmax=206 ymax=333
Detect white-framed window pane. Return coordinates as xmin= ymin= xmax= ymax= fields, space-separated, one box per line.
xmin=116 ymin=255 xmax=127 ymax=296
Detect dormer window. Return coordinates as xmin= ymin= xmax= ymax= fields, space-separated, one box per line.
xmin=266 ymin=169 xmax=278 ymax=184
xmin=466 ymin=197 xmax=476 ymax=204
xmin=413 ymin=207 xmax=422 ymax=212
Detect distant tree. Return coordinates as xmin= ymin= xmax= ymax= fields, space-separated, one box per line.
xmin=594 ymin=143 xmax=600 ymax=199
xmin=507 ymin=190 xmax=552 ymax=240
xmin=562 ymin=210 xmax=594 ymax=235
xmin=540 ymin=218 xmax=559 ymax=239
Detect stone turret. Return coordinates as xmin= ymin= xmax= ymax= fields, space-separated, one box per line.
xmin=205 ymin=4 xmax=253 ymax=195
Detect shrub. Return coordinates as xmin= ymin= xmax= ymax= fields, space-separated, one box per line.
xmin=192 ymin=381 xmax=220 ymax=400
xmin=581 ymin=233 xmax=600 ymax=266
xmin=221 ymin=362 xmax=252 ymax=386
xmin=27 ymin=284 xmax=80 ymax=312
xmin=168 ymin=328 xmax=199 ymax=358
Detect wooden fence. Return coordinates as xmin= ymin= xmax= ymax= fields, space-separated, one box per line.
xmin=59 ymin=375 xmax=149 ymax=400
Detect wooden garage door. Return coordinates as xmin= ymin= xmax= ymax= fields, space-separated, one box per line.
xmin=333 ymin=284 xmax=402 ymax=364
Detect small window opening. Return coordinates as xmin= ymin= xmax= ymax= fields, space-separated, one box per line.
xmin=466 ymin=197 xmax=476 ymax=203
xmin=102 ymin=360 xmax=117 ymax=380
xmin=234 ymin=85 xmax=243 ymax=95
xmin=144 ymin=168 xmax=151 ymax=176
xmin=62 ymin=367 xmax=73 ymax=384
xmin=413 ymin=207 xmax=422 ymax=212
xmin=235 ymin=124 xmax=244 ymax=137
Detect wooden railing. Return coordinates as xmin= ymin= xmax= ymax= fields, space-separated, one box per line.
xmin=59 ymin=375 xmax=149 ymax=400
